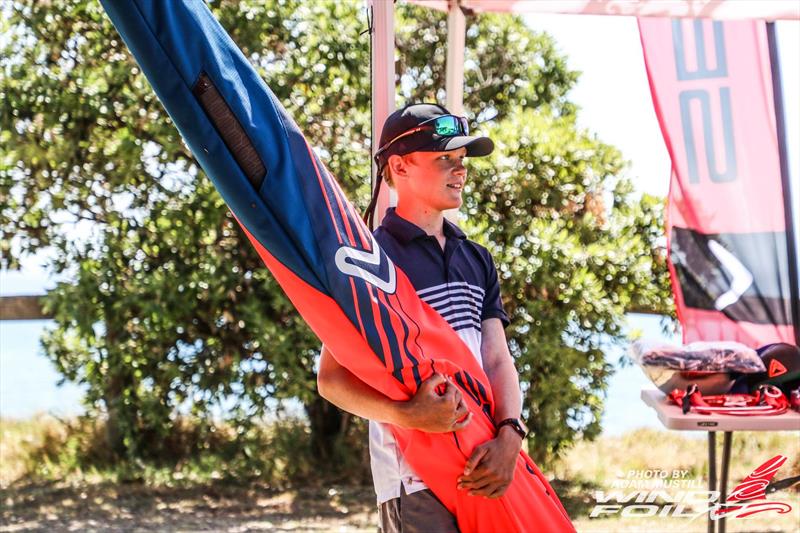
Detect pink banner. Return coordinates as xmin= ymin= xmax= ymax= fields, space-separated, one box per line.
xmin=639 ymin=18 xmax=796 ymax=347
xmin=407 ymin=0 xmax=800 ymax=20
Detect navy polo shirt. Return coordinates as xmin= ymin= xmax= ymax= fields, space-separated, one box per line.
xmin=373 ymin=207 xmax=509 ymax=361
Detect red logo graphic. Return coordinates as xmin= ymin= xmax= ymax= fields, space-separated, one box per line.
xmin=768 ymin=359 xmax=788 ymax=377
xmin=711 ymin=455 xmax=793 ymax=520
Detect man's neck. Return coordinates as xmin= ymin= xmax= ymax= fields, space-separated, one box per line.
xmin=394 ymin=201 xmax=445 ymax=239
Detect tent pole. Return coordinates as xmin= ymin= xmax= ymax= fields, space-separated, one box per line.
xmin=443 ymin=0 xmax=467 ymax=223
xmin=371 ymin=0 xmax=396 ymax=228
xmin=766 ymin=22 xmax=800 ymax=346
xmin=445 ymin=0 xmax=466 ymax=115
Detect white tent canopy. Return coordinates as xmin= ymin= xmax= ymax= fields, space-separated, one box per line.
xmin=409 ymin=0 xmax=800 ymax=19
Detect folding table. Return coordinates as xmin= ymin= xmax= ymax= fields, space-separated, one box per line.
xmin=641 ymin=388 xmax=800 ymax=533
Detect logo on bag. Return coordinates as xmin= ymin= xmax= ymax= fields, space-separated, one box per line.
xmin=768 ymin=359 xmax=788 ymax=378
xmin=335 ymin=234 xmax=397 ymax=294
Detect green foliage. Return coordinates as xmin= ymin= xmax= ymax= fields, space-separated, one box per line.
xmin=0 ymin=0 xmax=673 ymax=471
xmin=2 ymin=0 xmax=364 ymax=466
xmin=464 ymin=109 xmax=673 ymax=458
xmin=395 ymin=7 xmax=578 ymax=118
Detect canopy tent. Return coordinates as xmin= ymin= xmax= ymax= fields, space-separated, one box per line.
xmin=408 ymin=0 xmax=800 ymax=19
xmin=370 ymin=0 xmax=800 ymax=347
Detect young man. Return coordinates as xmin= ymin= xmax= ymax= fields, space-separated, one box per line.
xmin=317 ymin=103 xmax=528 ymax=532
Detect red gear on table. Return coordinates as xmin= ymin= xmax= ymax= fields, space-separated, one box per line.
xmin=668 ymin=384 xmax=789 ymax=416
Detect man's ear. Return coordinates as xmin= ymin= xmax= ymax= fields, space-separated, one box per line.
xmin=387 ymin=154 xmax=408 ymax=181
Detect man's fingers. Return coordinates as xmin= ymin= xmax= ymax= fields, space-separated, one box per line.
xmin=421 ymin=372 xmax=447 ymax=397
xmin=452 ymin=386 xmax=463 ymax=404
xmin=459 ymin=471 xmax=492 ymax=488
xmin=425 ymin=372 xmax=446 ymax=390
xmin=463 ymin=445 xmax=489 ymax=476
xmin=486 ymin=484 xmax=509 ymax=499
xmin=454 ymin=400 xmax=468 ymax=420
xmin=442 ymin=380 xmax=462 ymax=404
xmin=466 ymin=479 xmax=496 ymax=496
xmin=451 ymin=411 xmax=472 ymax=432
xmin=442 ymin=386 xmax=457 ymax=402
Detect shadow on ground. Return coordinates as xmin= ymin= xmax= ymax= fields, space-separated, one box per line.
xmin=0 ymin=475 xmax=609 ymax=531
xmin=1 ymin=479 xmax=378 ymax=532
xmin=549 ymin=477 xmax=602 ymax=520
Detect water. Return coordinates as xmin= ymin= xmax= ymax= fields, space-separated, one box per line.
xmin=0 ymin=319 xmax=86 ymax=418
xmin=601 ymin=314 xmax=681 ymax=435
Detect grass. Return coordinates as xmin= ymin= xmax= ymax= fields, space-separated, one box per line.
xmin=1 ymin=417 xmax=798 ymax=532
xmin=0 ymin=417 xmax=44 ymax=488
xmin=1 ymin=480 xmax=377 ymax=532
xmin=1 ymin=414 xmax=377 ymax=531
xmin=557 ymin=428 xmax=800 ymax=532
xmin=0 ymin=414 xmax=368 ymax=489
xmin=554 ymin=428 xmax=800 ymax=486
xmin=0 ymin=415 xmax=236 ymax=487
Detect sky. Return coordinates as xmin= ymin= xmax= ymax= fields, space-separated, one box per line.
xmin=525 ymin=13 xmax=672 ymax=198
xmin=1 ymin=12 xmax=798 ymax=435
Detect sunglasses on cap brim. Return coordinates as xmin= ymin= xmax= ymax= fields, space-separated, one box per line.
xmin=373 ymin=114 xmax=470 ymax=165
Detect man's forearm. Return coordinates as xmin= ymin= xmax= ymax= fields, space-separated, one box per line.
xmin=459 ymin=319 xmax=524 ymax=497
xmin=480 ymin=318 xmax=524 ymax=433
xmin=318 ymin=346 xmax=405 ymax=425
xmin=318 ymin=346 xmax=472 ymax=433
xmin=484 ymin=355 xmax=523 ymax=423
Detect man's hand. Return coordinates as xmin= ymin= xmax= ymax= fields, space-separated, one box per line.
xmin=394 ymin=373 xmax=472 ymax=433
xmin=457 ymin=427 xmax=523 ymax=498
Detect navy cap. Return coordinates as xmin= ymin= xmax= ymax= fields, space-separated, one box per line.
xmin=376 ymin=103 xmax=494 ymax=166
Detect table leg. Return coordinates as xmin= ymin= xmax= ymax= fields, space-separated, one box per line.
xmin=708 ymin=431 xmax=717 ymax=533
xmin=718 ymin=432 xmax=733 ymax=533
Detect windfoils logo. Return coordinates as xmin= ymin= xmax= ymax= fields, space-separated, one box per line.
xmin=590 ymin=455 xmax=795 ymax=521
xmin=710 ymin=454 xmax=793 ymax=520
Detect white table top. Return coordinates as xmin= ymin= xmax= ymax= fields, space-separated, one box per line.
xmin=641 ymin=388 xmax=800 ymax=432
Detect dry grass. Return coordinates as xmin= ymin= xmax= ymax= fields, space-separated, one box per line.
xmin=0 ymin=416 xmax=67 ymax=487
xmin=1 ymin=415 xmax=378 ymax=531
xmin=553 ymin=428 xmax=800 ymax=485
xmin=1 ymin=481 xmax=377 ymax=532
xmin=555 ymin=428 xmax=800 ymax=532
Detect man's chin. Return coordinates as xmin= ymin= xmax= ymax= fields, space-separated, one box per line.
xmin=441 ymin=197 xmax=463 ymax=211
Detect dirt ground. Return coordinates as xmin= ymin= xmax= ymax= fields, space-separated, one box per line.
xmin=3 ymin=421 xmax=798 ymax=532
xmin=3 ymin=477 xmax=799 ymax=532
xmin=0 ymin=481 xmax=379 ymax=532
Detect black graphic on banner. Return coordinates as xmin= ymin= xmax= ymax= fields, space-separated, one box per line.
xmin=671 ymin=227 xmax=794 ymax=325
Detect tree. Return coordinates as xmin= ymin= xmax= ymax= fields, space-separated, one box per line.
xmin=466 ymin=110 xmax=672 ymax=458
xmin=2 ymin=0 xmax=349 ymax=466
xmin=0 ymin=0 xmax=672 ymax=470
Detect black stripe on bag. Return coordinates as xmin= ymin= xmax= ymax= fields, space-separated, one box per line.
xmin=454 ymin=372 xmax=480 ymax=406
xmin=192 ymin=72 xmax=266 ymax=190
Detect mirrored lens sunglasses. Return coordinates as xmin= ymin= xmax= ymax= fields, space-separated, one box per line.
xmin=373 ymin=114 xmax=470 ymax=164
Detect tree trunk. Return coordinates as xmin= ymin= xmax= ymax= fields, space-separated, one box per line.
xmin=305 ymin=396 xmax=351 ymax=467
xmin=102 ymin=328 xmax=132 ymax=458
xmin=103 ymin=364 xmax=129 ymax=458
